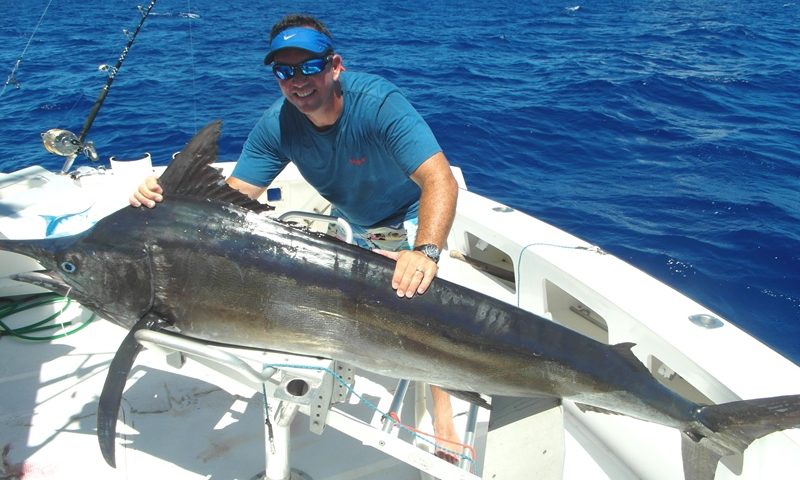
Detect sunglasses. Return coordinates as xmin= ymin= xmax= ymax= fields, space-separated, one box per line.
xmin=272 ymin=55 xmax=332 ymax=81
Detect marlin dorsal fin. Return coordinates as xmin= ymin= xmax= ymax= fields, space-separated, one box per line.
xmin=157 ymin=120 xmax=273 ymax=213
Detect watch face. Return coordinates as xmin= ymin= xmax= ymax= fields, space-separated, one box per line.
xmin=416 ymin=244 xmax=440 ymax=263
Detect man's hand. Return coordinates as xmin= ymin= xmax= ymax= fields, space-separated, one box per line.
xmin=129 ymin=176 xmax=163 ymax=208
xmin=374 ymin=249 xmax=438 ymax=298
xmin=128 ymin=175 xmax=266 ymax=208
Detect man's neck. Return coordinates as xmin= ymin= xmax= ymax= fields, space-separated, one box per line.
xmin=306 ymin=83 xmax=344 ymax=130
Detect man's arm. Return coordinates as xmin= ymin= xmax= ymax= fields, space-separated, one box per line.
xmin=411 ymin=151 xmax=458 ymax=251
xmin=389 ymin=151 xmax=459 ymax=298
xmin=226 ymin=176 xmax=268 ymax=200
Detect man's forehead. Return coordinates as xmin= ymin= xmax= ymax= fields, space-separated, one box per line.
xmin=273 ymin=48 xmax=319 ymax=63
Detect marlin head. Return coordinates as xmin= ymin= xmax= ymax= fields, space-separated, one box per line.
xmin=2 ymin=236 xmax=75 ymax=294
xmin=1 ymin=229 xmax=154 ymax=330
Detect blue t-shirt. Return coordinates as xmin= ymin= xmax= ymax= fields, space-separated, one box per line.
xmin=232 ymin=72 xmax=442 ymax=227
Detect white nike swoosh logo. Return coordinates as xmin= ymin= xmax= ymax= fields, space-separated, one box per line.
xmin=283 ymin=33 xmax=296 ymax=40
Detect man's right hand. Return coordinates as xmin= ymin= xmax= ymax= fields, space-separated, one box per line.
xmin=129 ymin=175 xmax=163 ymax=208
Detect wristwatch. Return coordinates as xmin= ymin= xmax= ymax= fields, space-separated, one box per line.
xmin=413 ymin=243 xmax=441 ymax=263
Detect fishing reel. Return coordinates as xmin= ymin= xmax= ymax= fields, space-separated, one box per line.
xmin=39 ymin=0 xmax=158 ymax=175
xmin=41 ymin=128 xmax=99 ymax=174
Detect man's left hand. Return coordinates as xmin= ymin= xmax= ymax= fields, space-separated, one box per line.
xmin=374 ymin=249 xmax=438 ymax=298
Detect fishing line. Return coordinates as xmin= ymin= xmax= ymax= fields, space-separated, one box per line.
xmin=187 ymin=0 xmax=199 ymax=132
xmin=75 ymin=0 xmax=159 ymax=146
xmin=261 ymin=383 xmax=277 ymax=454
xmin=1 ymin=0 xmax=55 ymax=97
xmin=38 ymin=0 xmax=160 ymax=174
xmin=515 ymin=242 xmax=606 ymax=307
xmin=60 ymin=93 xmax=88 ymax=130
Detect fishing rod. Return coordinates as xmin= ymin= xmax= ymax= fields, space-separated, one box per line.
xmin=41 ymin=0 xmax=158 ymax=174
xmin=0 ymin=0 xmax=54 ymax=97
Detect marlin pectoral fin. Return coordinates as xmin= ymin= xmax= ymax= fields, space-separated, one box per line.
xmin=98 ymin=313 xmax=163 ymax=468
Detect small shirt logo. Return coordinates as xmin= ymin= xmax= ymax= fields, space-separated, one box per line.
xmin=349 ymin=156 xmax=366 ymax=166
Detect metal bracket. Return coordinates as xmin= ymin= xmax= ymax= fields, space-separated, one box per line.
xmin=332 ymin=361 xmax=354 ymax=403
xmin=132 ymin=330 xmax=480 ymax=480
xmin=133 ymin=330 xmax=354 ymax=438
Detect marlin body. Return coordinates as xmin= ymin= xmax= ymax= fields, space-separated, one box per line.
xmin=3 ymin=121 xmax=800 ymax=479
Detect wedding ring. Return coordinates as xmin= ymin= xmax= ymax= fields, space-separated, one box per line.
xmin=415 ymin=266 xmax=424 ymax=273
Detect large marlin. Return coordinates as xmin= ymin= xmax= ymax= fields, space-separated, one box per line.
xmin=2 ymin=121 xmax=799 ymax=479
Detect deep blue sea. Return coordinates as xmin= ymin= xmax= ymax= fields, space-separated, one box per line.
xmin=1 ymin=1 xmax=798 ymax=362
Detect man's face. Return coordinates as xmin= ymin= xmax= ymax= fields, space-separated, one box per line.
xmin=273 ymin=48 xmax=340 ymax=116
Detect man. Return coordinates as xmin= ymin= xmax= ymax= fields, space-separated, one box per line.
xmin=130 ymin=14 xmax=462 ymax=462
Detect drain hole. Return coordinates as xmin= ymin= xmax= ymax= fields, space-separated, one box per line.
xmin=286 ymin=379 xmax=310 ymax=397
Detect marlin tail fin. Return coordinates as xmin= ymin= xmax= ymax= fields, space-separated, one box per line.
xmin=682 ymin=394 xmax=800 ymax=480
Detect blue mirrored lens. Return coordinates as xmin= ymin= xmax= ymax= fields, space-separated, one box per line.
xmin=299 ymin=58 xmax=326 ymax=75
xmin=272 ymin=56 xmax=329 ymax=80
xmin=273 ymin=65 xmax=294 ymax=80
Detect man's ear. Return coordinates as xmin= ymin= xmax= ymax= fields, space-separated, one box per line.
xmin=331 ymin=54 xmax=346 ymax=80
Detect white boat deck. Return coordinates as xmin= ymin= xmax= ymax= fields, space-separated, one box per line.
xmin=2 ymin=160 xmax=800 ymax=479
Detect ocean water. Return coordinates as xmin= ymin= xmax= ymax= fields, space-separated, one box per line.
xmin=1 ymin=0 xmax=798 ymax=361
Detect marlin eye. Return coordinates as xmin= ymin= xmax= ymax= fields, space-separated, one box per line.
xmin=60 ymin=261 xmax=77 ymax=273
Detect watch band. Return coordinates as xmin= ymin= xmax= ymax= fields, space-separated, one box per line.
xmin=413 ymin=243 xmax=441 ymax=263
